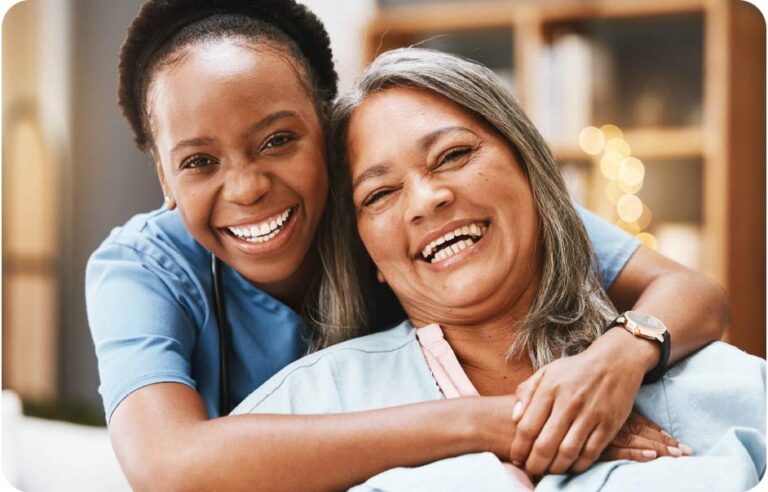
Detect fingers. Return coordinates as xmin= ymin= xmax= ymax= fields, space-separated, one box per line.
xmin=508 ymin=387 xmax=554 ymax=467
xmin=570 ymin=424 xmax=611 ymax=473
xmin=600 ymin=445 xmax=660 ymax=462
xmin=513 ymin=368 xmax=546 ymax=422
xmin=546 ymin=417 xmax=596 ymax=475
xmin=523 ymin=400 xmax=578 ymax=476
xmin=617 ymin=413 xmax=692 ymax=456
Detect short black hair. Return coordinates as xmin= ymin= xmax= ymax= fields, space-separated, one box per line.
xmin=118 ymin=0 xmax=338 ymax=152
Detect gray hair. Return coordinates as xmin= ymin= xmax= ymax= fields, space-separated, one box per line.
xmin=322 ymin=47 xmax=615 ymax=367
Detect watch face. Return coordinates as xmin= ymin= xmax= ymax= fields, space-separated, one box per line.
xmin=625 ymin=311 xmax=667 ymax=336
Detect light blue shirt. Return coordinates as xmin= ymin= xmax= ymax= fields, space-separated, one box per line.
xmin=233 ymin=321 xmax=766 ymax=491
xmin=86 ymin=206 xmax=638 ymax=422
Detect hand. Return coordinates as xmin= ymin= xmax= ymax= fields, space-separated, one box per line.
xmin=600 ymin=411 xmax=693 ymax=462
xmin=507 ymin=330 xmax=654 ymax=476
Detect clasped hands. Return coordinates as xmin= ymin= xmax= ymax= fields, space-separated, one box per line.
xmin=505 ymin=341 xmax=692 ymax=477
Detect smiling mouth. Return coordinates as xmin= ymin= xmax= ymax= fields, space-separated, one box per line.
xmin=420 ymin=222 xmax=488 ymax=264
xmin=224 ymin=207 xmax=294 ymax=244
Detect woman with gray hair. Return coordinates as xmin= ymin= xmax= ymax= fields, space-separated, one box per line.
xmin=234 ymin=48 xmax=764 ymax=489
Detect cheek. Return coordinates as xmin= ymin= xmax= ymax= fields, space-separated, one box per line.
xmin=358 ymin=211 xmax=407 ymax=270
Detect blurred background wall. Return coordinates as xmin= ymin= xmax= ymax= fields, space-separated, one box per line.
xmin=2 ymin=0 xmax=765 ymax=429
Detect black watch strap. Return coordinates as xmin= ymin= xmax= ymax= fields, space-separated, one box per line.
xmin=604 ymin=316 xmax=671 ymax=385
xmin=642 ymin=330 xmax=671 ymax=385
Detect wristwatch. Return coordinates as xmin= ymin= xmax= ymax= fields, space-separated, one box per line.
xmin=605 ymin=311 xmax=671 ymax=385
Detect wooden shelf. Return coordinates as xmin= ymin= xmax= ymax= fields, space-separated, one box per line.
xmin=370 ymin=0 xmax=707 ymax=35
xmin=550 ymin=126 xmax=704 ymax=161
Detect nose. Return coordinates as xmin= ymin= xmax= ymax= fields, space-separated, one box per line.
xmin=404 ymin=176 xmax=454 ymax=223
xmin=221 ymin=162 xmax=272 ymax=206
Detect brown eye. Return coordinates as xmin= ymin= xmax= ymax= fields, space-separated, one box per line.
xmin=261 ymin=132 xmax=296 ymax=151
xmin=181 ymin=155 xmax=218 ymax=170
xmin=438 ymin=147 xmax=472 ymax=167
xmin=362 ymin=188 xmax=395 ymax=207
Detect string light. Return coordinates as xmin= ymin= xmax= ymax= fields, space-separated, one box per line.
xmin=636 ymin=232 xmax=658 ymax=249
xmin=604 ymin=138 xmax=631 ymax=158
xmin=578 ymin=126 xmax=606 ymax=155
xmin=618 ymin=157 xmax=645 ymax=186
xmin=637 ymin=205 xmax=652 ymax=231
xmin=600 ymin=124 xmax=623 ymax=141
xmin=580 ymin=123 xmax=656 ymax=251
xmin=617 ymin=194 xmax=643 ymax=222
xmin=606 ymin=181 xmax=624 ymax=204
xmin=600 ymin=151 xmax=623 ymax=180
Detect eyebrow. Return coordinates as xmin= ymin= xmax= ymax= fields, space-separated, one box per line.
xmin=352 ymin=162 xmax=392 ymax=192
xmin=352 ymin=126 xmax=477 ymax=191
xmin=417 ymin=125 xmax=475 ymax=152
xmin=169 ymin=110 xmax=299 ymax=155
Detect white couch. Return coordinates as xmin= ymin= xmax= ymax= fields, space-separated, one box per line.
xmin=2 ymin=391 xmax=130 ymax=491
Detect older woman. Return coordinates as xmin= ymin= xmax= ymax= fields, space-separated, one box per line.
xmin=233 ymin=49 xmax=764 ymax=490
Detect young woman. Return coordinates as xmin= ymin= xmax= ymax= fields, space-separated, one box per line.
xmin=86 ymin=0 xmax=730 ymax=489
xmin=234 ymin=47 xmax=764 ymax=490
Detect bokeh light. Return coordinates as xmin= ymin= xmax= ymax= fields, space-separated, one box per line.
xmin=600 ymin=151 xmax=623 ymax=180
xmin=615 ymin=220 xmax=641 ymax=235
xmin=617 ymin=179 xmax=643 ymax=194
xmin=618 ymin=157 xmax=645 ymax=186
xmin=578 ymin=126 xmax=606 ymax=155
xmin=636 ymin=232 xmax=658 ymax=250
xmin=600 ymin=124 xmax=623 ymax=141
xmin=617 ymin=194 xmax=644 ymax=222
xmin=606 ymin=181 xmax=624 ymax=204
xmin=637 ymin=205 xmax=653 ymax=230
xmin=604 ymin=138 xmax=632 ymax=158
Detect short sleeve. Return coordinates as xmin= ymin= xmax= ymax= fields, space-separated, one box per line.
xmin=577 ymin=205 xmax=640 ymax=290
xmin=85 ymin=240 xmax=203 ymax=423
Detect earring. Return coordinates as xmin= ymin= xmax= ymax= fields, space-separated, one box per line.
xmin=164 ymin=195 xmax=176 ymax=210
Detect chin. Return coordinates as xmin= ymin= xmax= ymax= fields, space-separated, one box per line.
xmin=437 ymin=278 xmax=505 ymax=309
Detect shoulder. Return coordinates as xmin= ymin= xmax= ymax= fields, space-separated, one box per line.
xmin=87 ymin=208 xmax=209 ymax=297
xmin=90 ymin=208 xmax=205 ymax=269
xmin=232 ymin=321 xmax=439 ymax=414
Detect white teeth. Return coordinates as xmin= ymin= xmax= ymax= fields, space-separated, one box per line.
xmin=227 ymin=207 xmax=293 ymax=243
xmin=420 ymin=222 xmax=487 ymax=262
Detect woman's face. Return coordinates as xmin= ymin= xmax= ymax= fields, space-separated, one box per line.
xmin=347 ymin=87 xmax=541 ymax=326
xmin=148 ymin=38 xmax=327 ymax=288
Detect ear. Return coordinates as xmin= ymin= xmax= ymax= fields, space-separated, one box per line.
xmin=152 ymin=150 xmax=176 ymax=211
xmin=376 ymin=269 xmax=386 ymax=284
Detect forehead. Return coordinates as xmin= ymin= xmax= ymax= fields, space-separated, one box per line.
xmin=148 ymin=39 xmax=316 ymax=141
xmin=347 ymin=87 xmax=489 ymax=169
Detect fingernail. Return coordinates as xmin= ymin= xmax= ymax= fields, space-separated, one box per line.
xmin=512 ymin=401 xmax=524 ymax=420
xmin=661 ymin=430 xmax=673 ymax=437
xmin=642 ymin=450 xmax=657 ymax=459
xmin=667 ymin=446 xmax=683 ymax=457
xmin=679 ymin=444 xmax=693 ymax=456
xmin=512 ymin=460 xmax=522 ymax=467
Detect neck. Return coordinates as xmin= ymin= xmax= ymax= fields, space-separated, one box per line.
xmin=253 ymin=244 xmax=320 ymax=313
xmin=436 ymin=276 xmax=539 ymax=396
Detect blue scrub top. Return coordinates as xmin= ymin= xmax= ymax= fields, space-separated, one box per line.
xmin=86 ymin=206 xmax=638 ymax=422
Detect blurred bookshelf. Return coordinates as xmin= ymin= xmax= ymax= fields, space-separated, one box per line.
xmin=366 ymin=0 xmax=765 ymax=356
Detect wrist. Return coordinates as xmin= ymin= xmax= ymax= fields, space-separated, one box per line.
xmin=593 ymin=327 xmax=660 ymax=376
xmin=463 ymin=396 xmax=517 ymax=460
